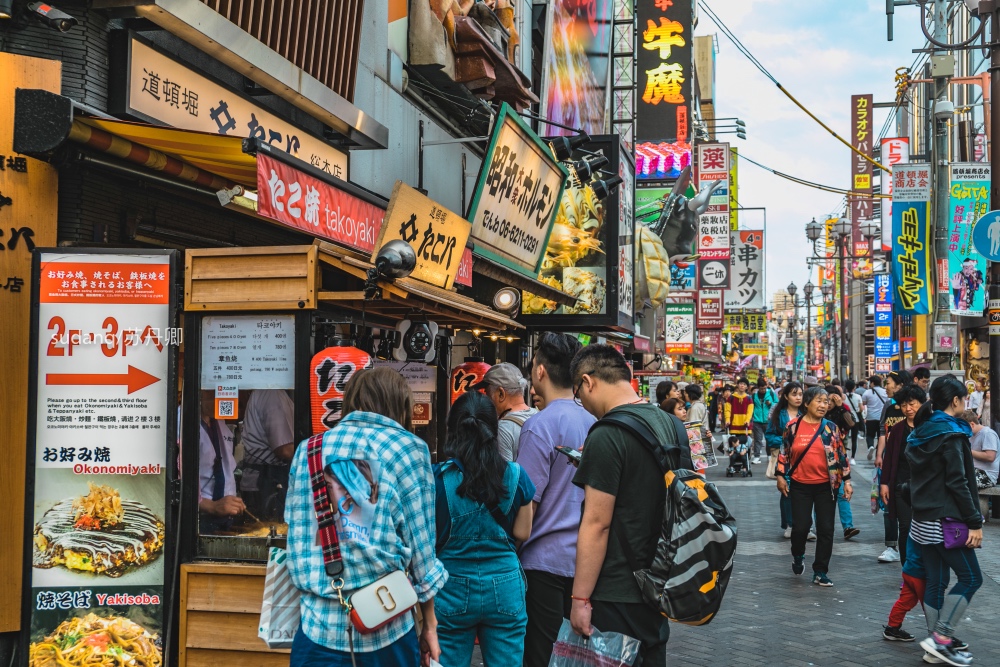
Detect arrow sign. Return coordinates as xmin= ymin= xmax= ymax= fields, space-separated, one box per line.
xmin=46 ymin=365 xmax=161 ymax=394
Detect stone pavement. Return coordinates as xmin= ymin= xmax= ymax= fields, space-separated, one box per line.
xmin=469 ymin=435 xmax=1000 ymax=667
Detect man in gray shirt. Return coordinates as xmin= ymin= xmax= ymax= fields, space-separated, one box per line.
xmin=474 ymin=362 xmax=538 ymax=461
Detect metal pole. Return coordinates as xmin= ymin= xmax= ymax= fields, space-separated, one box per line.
xmin=989 ymin=2 xmax=1000 ymax=431
xmin=807 ymin=299 xmax=812 ymax=376
xmin=932 ymin=0 xmax=952 ymax=369
xmin=841 ymin=239 xmax=851 ymax=378
xmin=793 ymin=303 xmax=800 ymax=381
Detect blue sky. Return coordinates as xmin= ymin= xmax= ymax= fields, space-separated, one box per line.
xmin=696 ymin=0 xmax=932 ymax=306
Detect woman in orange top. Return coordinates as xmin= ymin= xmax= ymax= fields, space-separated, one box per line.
xmin=776 ymin=386 xmax=853 ymax=587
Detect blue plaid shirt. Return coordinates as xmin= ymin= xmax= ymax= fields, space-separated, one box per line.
xmin=284 ymin=411 xmax=447 ymax=652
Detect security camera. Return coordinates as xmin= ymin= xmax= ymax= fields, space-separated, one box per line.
xmin=374 ymin=239 xmax=416 ymax=279
xmin=27 ymin=2 xmax=77 ymax=32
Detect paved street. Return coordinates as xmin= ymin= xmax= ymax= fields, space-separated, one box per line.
xmin=474 ymin=437 xmax=1000 ymax=666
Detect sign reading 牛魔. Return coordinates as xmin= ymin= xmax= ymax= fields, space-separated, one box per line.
xmin=201 ymin=315 xmax=295 ymax=389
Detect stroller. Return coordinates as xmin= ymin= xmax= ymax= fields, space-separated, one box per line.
xmin=725 ymin=436 xmax=752 ymax=477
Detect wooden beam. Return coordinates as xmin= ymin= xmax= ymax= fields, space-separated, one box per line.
xmin=318 ymin=290 xmax=368 ymax=301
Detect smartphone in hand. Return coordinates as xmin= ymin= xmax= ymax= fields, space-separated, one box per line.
xmin=555 ymin=446 xmax=582 ymax=466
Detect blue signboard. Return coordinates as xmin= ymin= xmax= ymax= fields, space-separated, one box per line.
xmin=892 ymin=201 xmax=933 ymax=314
xmin=874 ymin=274 xmax=893 ymax=305
xmin=971 ymin=208 xmax=1000 ymax=262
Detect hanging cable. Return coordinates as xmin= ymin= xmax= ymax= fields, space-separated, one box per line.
xmin=739 ymin=153 xmax=891 ymax=199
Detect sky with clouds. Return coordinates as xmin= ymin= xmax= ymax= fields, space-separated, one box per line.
xmin=695 ymin=0 xmax=931 ymax=307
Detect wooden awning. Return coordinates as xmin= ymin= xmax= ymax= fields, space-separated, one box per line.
xmin=315 ymin=241 xmax=522 ymax=330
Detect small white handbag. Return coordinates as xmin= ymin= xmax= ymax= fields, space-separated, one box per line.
xmin=346 ymin=570 xmax=419 ymax=633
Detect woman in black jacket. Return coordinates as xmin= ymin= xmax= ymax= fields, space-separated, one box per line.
xmin=906 ymin=375 xmax=984 ymax=667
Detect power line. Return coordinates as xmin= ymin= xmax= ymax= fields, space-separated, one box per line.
xmin=740 ymin=153 xmax=890 ymax=199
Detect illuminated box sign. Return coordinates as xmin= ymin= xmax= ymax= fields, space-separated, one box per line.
xmin=467 ymin=103 xmax=569 ymax=277
xmin=880 ymin=138 xmax=910 ymax=251
xmin=663 ymin=302 xmax=695 ymax=354
xmin=850 ymin=94 xmax=874 ymax=277
xmin=635 ymin=0 xmax=693 ymax=181
xmin=724 ymin=313 xmax=766 ymax=333
xmin=111 ymin=32 xmax=348 ymax=179
xmin=697 ymin=289 xmax=723 ymax=329
xmin=891 ymin=164 xmax=933 ymax=315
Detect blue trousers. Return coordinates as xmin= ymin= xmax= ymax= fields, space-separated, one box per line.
xmin=436 ymin=568 xmax=527 ymax=667
xmin=289 ymin=627 xmax=419 ymax=667
xmin=836 ymin=482 xmax=854 ymax=531
xmin=922 ymin=542 xmax=983 ymax=637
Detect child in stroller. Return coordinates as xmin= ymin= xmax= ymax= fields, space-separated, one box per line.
xmin=726 ymin=435 xmax=752 ymax=477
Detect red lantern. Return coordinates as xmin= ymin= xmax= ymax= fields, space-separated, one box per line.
xmin=310 ymin=343 xmax=374 ymax=433
xmin=450 ymin=358 xmax=491 ymax=404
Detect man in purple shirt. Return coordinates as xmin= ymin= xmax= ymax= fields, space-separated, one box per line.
xmin=517 ymin=332 xmax=595 ymax=667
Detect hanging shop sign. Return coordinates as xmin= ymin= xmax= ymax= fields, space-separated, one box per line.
xmin=850 ymin=94 xmax=874 ymax=274
xmin=456 ymin=247 xmax=473 ymax=288
xmin=729 ymin=147 xmax=739 ymax=231
xmin=375 ymin=181 xmax=472 ymax=290
xmin=742 ymin=343 xmax=768 ymax=355
xmin=698 ymin=258 xmax=730 ymax=290
xmin=310 ymin=346 xmax=374 ymax=433
xmin=450 ymin=359 xmax=491 ymax=404
xmin=697 ymin=289 xmax=724 ymax=329
xmin=724 ymin=230 xmax=764 ymax=310
xmin=891 ymin=163 xmax=933 ymax=315
xmin=697 ymin=329 xmax=722 ymax=356
xmin=947 ymin=164 xmax=990 ymax=317
xmin=635 ymin=0 xmax=693 ymax=181
xmin=467 ymin=103 xmax=568 ymax=277
xmin=989 ymin=299 xmax=1000 ymax=336
xmin=663 ymin=303 xmax=695 ymax=354
xmin=111 ymin=32 xmax=347 ymax=178
xmin=25 ymin=250 xmax=177 ymax=666
xmin=256 ymin=152 xmax=384 ymax=254
xmin=200 ymin=315 xmax=295 ymax=389
xmin=724 ymin=313 xmax=766 ymax=333
xmin=696 ymin=142 xmax=730 ymax=260
xmin=880 ymin=138 xmax=910 ymax=251
xmin=520 ymin=136 xmax=635 ymax=332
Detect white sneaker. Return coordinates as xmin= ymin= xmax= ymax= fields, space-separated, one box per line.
xmin=867 ymin=447 xmax=875 ymax=461
xmin=922 ymin=653 xmax=943 ymax=664
xmin=751 ymin=457 xmax=761 ymax=464
xmin=783 ymin=527 xmax=792 ymax=539
xmin=878 ymin=547 xmax=901 ymax=563
xmin=850 ymin=458 xmax=856 ymax=466
xmin=807 ymin=531 xmax=817 ymax=541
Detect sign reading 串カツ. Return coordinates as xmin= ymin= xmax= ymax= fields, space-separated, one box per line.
xmin=725 ymin=230 xmax=764 ymax=310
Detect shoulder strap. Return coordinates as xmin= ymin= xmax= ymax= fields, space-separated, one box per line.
xmin=596 ymin=411 xmax=693 ymax=472
xmin=501 ymin=412 xmax=530 ymax=427
xmin=444 ymin=458 xmax=516 ymax=542
xmin=307 ymin=433 xmax=343 ymax=577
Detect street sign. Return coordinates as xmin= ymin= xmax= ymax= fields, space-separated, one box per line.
xmin=971 ymin=210 xmax=1000 ymax=261
xmin=990 ymin=299 xmax=1000 ymax=336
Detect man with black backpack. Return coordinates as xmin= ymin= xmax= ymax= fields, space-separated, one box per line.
xmin=567 ymin=345 xmax=688 ymax=664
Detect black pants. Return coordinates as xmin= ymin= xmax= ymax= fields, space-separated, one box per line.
xmin=865 ymin=420 xmax=880 ymax=450
xmin=708 ymin=410 xmax=718 ymax=432
xmin=590 ymin=600 xmax=670 ymax=667
xmin=523 ymin=570 xmax=573 ymax=667
xmin=849 ymin=424 xmax=862 ymax=457
xmin=790 ymin=480 xmax=836 ymax=574
xmin=891 ymin=490 xmax=912 ymax=564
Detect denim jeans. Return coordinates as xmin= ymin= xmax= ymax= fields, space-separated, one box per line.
xmin=289 ymin=627 xmax=419 ymax=667
xmin=922 ymin=542 xmax=983 ymax=638
xmin=835 ymin=482 xmax=854 ymax=531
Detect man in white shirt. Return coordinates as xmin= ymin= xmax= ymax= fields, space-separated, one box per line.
xmin=198 ymin=391 xmax=244 ymax=531
xmin=239 ymin=389 xmax=296 ymax=518
xmin=474 ymin=362 xmax=538 ymax=461
xmin=964 ymin=410 xmax=999 ymax=488
xmin=861 ymin=376 xmax=888 ymax=459
xmin=967 ymin=381 xmax=984 ymax=413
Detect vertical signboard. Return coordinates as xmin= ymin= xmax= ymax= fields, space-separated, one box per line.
xmin=729 ymin=147 xmax=739 ymax=231
xmin=874 ymin=273 xmax=894 ymax=372
xmin=663 ymin=302 xmax=695 ymax=354
xmin=618 ymin=146 xmax=636 ymax=321
xmin=891 ymin=164 xmax=933 ymax=314
xmin=1 ymin=52 xmax=61 ymax=633
xmin=947 ymin=164 xmax=990 ymax=317
xmin=725 ymin=230 xmax=765 ymax=310
xmin=25 ymin=250 xmax=176 ymax=666
xmin=696 ymin=142 xmax=730 ymax=261
xmin=697 ymin=289 xmax=724 ymax=329
xmin=880 ymin=138 xmax=910 ymax=251
xmin=635 ymin=0 xmax=693 ymax=181
xmin=850 ymin=94 xmax=874 ymax=277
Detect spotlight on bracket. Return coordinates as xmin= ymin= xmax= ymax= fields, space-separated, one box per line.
xmin=492 ymin=287 xmax=521 ymax=315
xmin=571 ymin=155 xmax=609 ymax=182
xmin=27 ymin=2 xmax=78 ymax=32
xmin=546 ymin=133 xmax=590 ymax=161
xmin=590 ymin=176 xmax=624 ymax=201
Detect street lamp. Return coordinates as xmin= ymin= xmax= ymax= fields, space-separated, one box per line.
xmin=787 ymin=282 xmax=798 ymax=379
xmin=804 ymin=280 xmax=815 ymax=375
xmin=806 ymin=217 xmax=824 ymax=244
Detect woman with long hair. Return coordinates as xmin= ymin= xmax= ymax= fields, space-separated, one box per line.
xmin=766 ymin=382 xmax=804 ymax=539
xmin=776 ymin=386 xmax=852 ymax=586
xmin=906 ymin=375 xmax=984 ymax=666
xmin=285 ymin=367 xmax=445 ymax=667
xmin=434 ymin=391 xmax=535 ymax=667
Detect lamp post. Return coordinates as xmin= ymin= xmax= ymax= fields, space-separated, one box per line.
xmin=804 ymin=280 xmax=815 ymax=376
xmin=788 ymin=281 xmax=799 ymax=380
xmin=821 ymin=280 xmax=835 ymax=378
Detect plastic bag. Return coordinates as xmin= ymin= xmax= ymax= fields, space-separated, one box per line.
xmin=258 ymin=547 xmax=301 ymax=649
xmin=548 ymin=618 xmax=641 ymax=667
xmin=870 ymin=467 xmax=885 ymax=515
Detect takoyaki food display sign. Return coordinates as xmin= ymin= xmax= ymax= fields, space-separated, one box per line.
xmin=24 ymin=250 xmax=176 ymax=667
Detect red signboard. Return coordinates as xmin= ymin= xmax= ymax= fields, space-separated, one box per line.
xmin=697 ymin=289 xmax=724 ymax=328
xmin=256 ymin=152 xmax=385 ymax=253
xmin=455 ymin=247 xmax=473 ymax=287
xmin=697 ymin=329 xmax=722 ymax=356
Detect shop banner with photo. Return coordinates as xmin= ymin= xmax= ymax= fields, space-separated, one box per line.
xmin=24 ymin=250 xmax=177 ymax=666
xmin=520 ymin=136 xmax=635 ymax=332
xmin=696 ymin=289 xmax=723 ymax=329
xmin=880 ymin=138 xmax=909 ymax=251
xmin=724 ymin=230 xmax=764 ymax=310
xmin=375 ymin=181 xmax=472 ymax=290
xmin=663 ymin=303 xmax=695 ymax=354
xmin=467 ymin=103 xmax=568 ymax=277
xmin=891 ymin=164 xmax=933 ymax=315
xmin=850 ymin=94 xmax=874 ymax=277
xmin=635 ymin=0 xmax=693 ymax=181
xmin=874 ymin=274 xmax=893 ymax=372
xmin=947 ymin=164 xmax=990 ymax=317
xmin=256 ymin=152 xmax=385 ymax=253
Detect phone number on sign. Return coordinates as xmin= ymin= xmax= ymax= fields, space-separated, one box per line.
xmin=480 ymin=210 xmax=540 ymax=255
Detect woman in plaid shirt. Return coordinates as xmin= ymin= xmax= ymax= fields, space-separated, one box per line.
xmin=285 ymin=367 xmax=447 ymax=666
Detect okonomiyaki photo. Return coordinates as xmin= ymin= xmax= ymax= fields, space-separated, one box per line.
xmin=29 ymin=613 xmax=162 ymax=667
xmin=34 ymin=483 xmax=165 ymax=578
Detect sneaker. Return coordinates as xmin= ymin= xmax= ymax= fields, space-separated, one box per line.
xmin=792 ymin=557 xmax=804 ymax=575
xmin=813 ymin=572 xmax=834 ymax=587
xmin=883 ymin=625 xmax=915 ymax=642
xmin=923 ymin=653 xmax=943 ymax=664
xmin=751 ymin=457 xmax=761 ymax=464
xmin=783 ymin=527 xmax=792 ymax=539
xmin=807 ymin=531 xmax=817 ymax=541
xmin=952 ymin=638 xmax=969 ymax=652
xmin=867 ymin=446 xmax=875 ymax=460
xmin=850 ymin=458 xmax=857 ymax=466
xmin=878 ymin=547 xmax=901 ymax=563
xmin=844 ymin=527 xmax=861 ymax=540
xmin=920 ymin=637 xmax=974 ymax=667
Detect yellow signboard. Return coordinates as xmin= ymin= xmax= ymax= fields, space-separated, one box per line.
xmin=742 ymin=343 xmax=769 ymax=355
xmin=729 ymin=147 xmax=739 ymax=231
xmin=375 ymin=181 xmax=472 ymax=290
xmin=724 ymin=313 xmax=766 ymax=332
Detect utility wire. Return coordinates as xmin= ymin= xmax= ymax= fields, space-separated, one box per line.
xmin=740 ymin=153 xmax=891 ymax=199
xmin=698 ymin=1 xmax=892 ymax=174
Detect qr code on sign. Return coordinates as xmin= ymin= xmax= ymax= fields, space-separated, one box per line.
xmin=217 ymin=399 xmax=235 ymax=418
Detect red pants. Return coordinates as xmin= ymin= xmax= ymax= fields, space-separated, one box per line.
xmin=888 ymin=573 xmax=927 ymax=627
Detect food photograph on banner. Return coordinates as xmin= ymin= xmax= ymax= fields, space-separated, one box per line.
xmin=891 ymin=163 xmax=933 ymax=314
xmin=663 ymin=303 xmax=695 ymax=354
xmin=635 ymin=0 xmax=693 ymax=181
xmin=26 ymin=250 xmax=177 ymax=667
xmin=521 ymin=136 xmax=635 ymax=332
xmin=947 ymin=164 xmax=989 ymax=317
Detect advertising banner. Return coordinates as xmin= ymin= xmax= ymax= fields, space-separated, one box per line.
xmin=663 ymin=303 xmax=695 ymax=354
xmin=850 ymin=94 xmax=874 ymax=274
xmin=891 ymin=164 xmax=933 ymax=314
xmin=256 ymin=152 xmax=385 ymax=253
xmin=725 ymin=230 xmax=764 ymax=309
xmin=729 ymin=147 xmax=739 ymax=230
xmin=696 ymin=142 xmax=730 ymax=260
xmin=635 ymin=0 xmax=693 ymax=181
xmin=697 ymin=329 xmax=722 ymax=356
xmin=698 ymin=258 xmax=730 ymax=290
xmin=880 ymin=138 xmax=910 ymax=251
xmin=742 ymin=343 xmax=768 ymax=355
xmin=375 ymin=181 xmax=472 ymax=290
xmin=26 ymin=250 xmax=176 ymax=667
xmin=468 ymin=103 xmax=568 ymax=277
xmin=947 ymin=164 xmax=990 ymax=317
xmin=724 ymin=313 xmax=766 ymax=333
xmin=697 ymin=289 xmax=724 ymax=329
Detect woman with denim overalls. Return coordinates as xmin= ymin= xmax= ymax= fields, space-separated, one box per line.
xmin=434 ymin=391 xmax=536 ymax=667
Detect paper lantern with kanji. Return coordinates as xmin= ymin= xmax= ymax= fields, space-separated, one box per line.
xmin=311 ymin=344 xmax=374 ymax=433
xmin=450 ymin=358 xmax=491 ymax=404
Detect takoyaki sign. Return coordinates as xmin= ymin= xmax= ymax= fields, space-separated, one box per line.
xmin=467 ymin=103 xmax=569 ymax=277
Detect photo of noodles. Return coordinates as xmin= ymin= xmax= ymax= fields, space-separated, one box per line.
xmin=29 ymin=613 xmax=162 ymax=667
xmin=34 ymin=484 xmax=164 ymax=578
